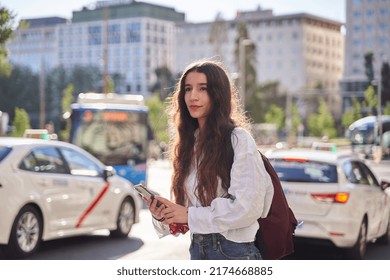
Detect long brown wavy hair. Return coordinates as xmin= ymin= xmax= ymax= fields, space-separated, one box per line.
xmin=167 ymin=59 xmax=251 ymax=206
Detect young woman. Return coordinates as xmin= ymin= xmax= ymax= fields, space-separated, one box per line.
xmin=147 ymin=59 xmax=274 ymax=260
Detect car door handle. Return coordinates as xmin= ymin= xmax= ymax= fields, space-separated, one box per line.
xmin=38 ymin=178 xmax=50 ymax=186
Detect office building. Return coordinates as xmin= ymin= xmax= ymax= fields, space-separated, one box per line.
xmin=8 ymin=0 xmax=185 ymax=95
xmin=341 ymin=0 xmax=390 ymax=111
xmin=7 ymin=17 xmax=68 ymax=72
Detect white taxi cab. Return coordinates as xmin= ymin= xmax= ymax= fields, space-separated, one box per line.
xmin=265 ymin=148 xmax=390 ymax=259
xmin=0 ymin=137 xmax=142 ymax=259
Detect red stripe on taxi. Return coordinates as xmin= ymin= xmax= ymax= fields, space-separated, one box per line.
xmin=75 ymin=182 xmax=110 ymax=228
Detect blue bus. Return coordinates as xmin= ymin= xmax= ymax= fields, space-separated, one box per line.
xmin=69 ymin=93 xmax=150 ymax=185
xmin=346 ymin=115 xmax=390 ymax=159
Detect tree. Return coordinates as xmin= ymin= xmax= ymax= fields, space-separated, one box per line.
xmin=384 ymin=102 xmax=390 ymax=115
xmin=145 ymin=93 xmax=169 ymax=144
xmin=60 ymin=84 xmax=74 ymax=141
xmin=364 ymin=51 xmax=374 ymax=83
xmin=0 ymin=65 xmax=40 ymax=126
xmin=151 ymin=66 xmax=176 ymax=100
xmin=307 ymin=99 xmax=337 ymax=138
xmin=69 ymin=65 xmax=101 ymax=94
xmin=342 ymin=97 xmax=363 ymax=129
xmin=0 ymin=5 xmax=14 ymax=77
xmin=363 ymin=85 xmax=377 ymax=115
xmin=11 ymin=107 xmax=30 ymax=137
xmin=246 ymin=81 xmax=283 ymax=123
xmin=291 ymin=103 xmax=302 ymax=137
xmin=381 ymin=61 xmax=390 ymax=106
xmin=0 ymin=64 xmax=104 ymax=132
xmin=265 ymin=104 xmax=284 ymax=130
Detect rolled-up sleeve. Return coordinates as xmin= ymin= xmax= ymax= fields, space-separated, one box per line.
xmin=188 ymin=128 xmax=273 ymax=234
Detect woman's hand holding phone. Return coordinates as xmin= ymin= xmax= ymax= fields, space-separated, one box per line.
xmin=134 ymin=184 xmax=165 ymax=221
xmin=147 ymin=197 xmax=166 ymax=222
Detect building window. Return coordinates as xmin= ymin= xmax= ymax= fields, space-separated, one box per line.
xmin=126 ymin=22 xmax=141 ymax=43
xmin=366 ymin=24 xmax=374 ymax=32
xmin=380 ymin=23 xmax=389 ymax=31
xmin=380 ymin=37 xmax=389 ymax=45
xmin=88 ymin=26 xmax=102 ymax=45
xmin=353 ymin=25 xmax=361 ymax=32
xmin=380 ymin=8 xmax=389 ymax=17
xmin=366 ymin=10 xmax=375 ymax=17
xmin=108 ymin=24 xmax=121 ymax=44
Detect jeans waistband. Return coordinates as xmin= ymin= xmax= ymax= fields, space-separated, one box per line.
xmin=192 ymin=233 xmax=227 ymax=242
xmin=191 ymin=233 xmax=224 ymax=250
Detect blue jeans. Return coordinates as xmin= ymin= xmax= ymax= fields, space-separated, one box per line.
xmin=189 ymin=233 xmax=262 ymax=260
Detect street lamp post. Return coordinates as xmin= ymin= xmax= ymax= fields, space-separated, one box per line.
xmin=39 ymin=56 xmax=46 ymax=128
xmin=103 ymin=5 xmax=110 ymax=94
xmin=375 ymin=55 xmax=387 ymax=162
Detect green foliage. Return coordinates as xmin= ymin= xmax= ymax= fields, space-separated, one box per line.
xmin=60 ymin=84 xmax=74 ymax=141
xmin=245 ymin=90 xmax=264 ymax=123
xmin=0 ymin=53 xmax=11 ymax=76
xmin=363 ymin=85 xmax=377 ymax=115
xmin=11 ymin=107 xmax=30 ymax=137
xmin=307 ymin=99 xmax=337 ymax=138
xmin=246 ymin=81 xmax=283 ymax=124
xmin=384 ymin=102 xmax=390 ymax=115
xmin=342 ymin=97 xmax=363 ymax=129
xmin=0 ymin=65 xmax=40 ymax=126
xmin=265 ymin=104 xmax=284 ymax=130
xmin=145 ymin=93 xmax=169 ymax=143
xmin=0 ymin=5 xmax=14 ymax=77
xmin=364 ymin=51 xmax=374 ymax=82
xmin=291 ymin=104 xmax=302 ymax=135
xmin=151 ymin=66 xmax=176 ymax=100
xmin=381 ymin=61 xmax=390 ymax=105
xmin=0 ymin=64 xmax=102 ymax=130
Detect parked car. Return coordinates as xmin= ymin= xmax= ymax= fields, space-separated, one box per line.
xmin=0 ymin=137 xmax=142 ymax=259
xmin=265 ymin=149 xmax=390 ymax=259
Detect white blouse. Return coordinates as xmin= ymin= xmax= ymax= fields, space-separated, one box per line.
xmin=153 ymin=127 xmax=274 ymax=243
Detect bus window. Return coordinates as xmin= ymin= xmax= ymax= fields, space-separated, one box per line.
xmin=69 ymin=93 xmax=150 ymax=184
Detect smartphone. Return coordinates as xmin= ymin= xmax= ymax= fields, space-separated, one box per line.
xmin=134 ymin=184 xmax=163 ymax=207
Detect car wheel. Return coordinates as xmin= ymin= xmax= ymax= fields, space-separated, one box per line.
xmin=377 ymin=214 xmax=390 ymax=245
xmin=110 ymin=197 xmax=135 ymax=238
xmin=4 ymin=205 xmax=43 ymax=259
xmin=347 ymin=220 xmax=367 ymax=260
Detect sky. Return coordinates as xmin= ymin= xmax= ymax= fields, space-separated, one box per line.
xmin=1 ymin=0 xmax=346 ymax=24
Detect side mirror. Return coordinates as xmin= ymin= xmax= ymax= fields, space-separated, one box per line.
xmin=103 ymin=166 xmax=116 ymax=182
xmin=380 ymin=180 xmax=390 ymax=191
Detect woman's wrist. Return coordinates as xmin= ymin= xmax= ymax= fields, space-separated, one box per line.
xmin=152 ymin=215 xmax=165 ymax=222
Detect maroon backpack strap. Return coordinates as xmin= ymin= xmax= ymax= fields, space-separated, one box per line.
xmin=256 ymin=151 xmax=297 ymax=260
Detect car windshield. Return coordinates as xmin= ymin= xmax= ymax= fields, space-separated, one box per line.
xmin=270 ymin=159 xmax=338 ymax=183
xmin=0 ymin=146 xmax=12 ymax=162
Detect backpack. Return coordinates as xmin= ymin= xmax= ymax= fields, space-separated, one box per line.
xmin=227 ymin=129 xmax=297 ymax=260
xmin=255 ymin=151 xmax=298 ymax=260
